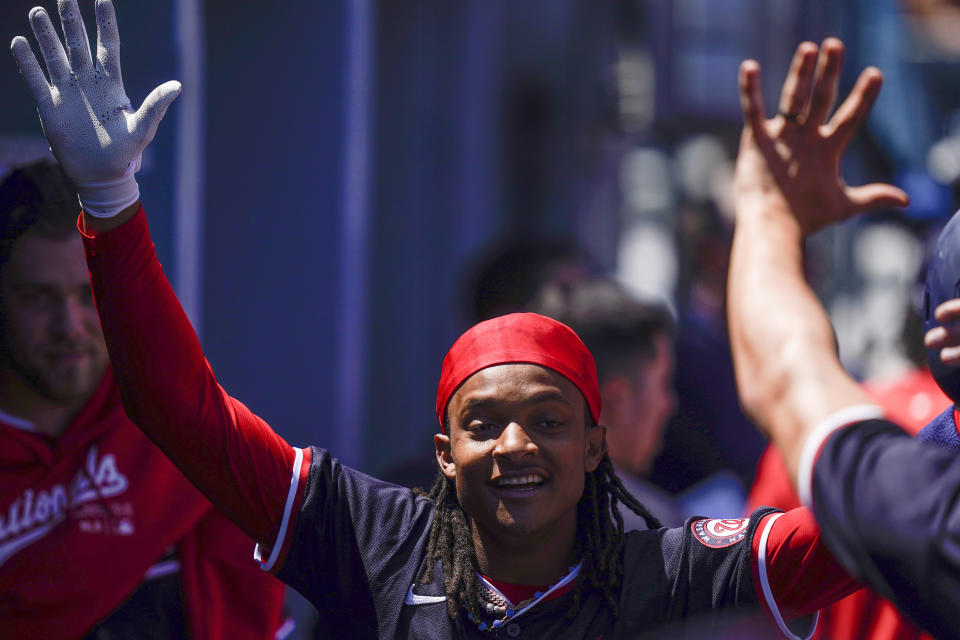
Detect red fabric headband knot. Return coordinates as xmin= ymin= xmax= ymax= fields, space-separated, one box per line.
xmin=435 ymin=312 xmax=601 ymax=432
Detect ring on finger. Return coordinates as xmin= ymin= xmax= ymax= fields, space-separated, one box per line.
xmin=779 ymin=110 xmax=804 ymax=124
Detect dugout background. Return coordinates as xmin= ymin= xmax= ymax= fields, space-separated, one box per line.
xmin=2 ymin=0 xmax=942 ymax=488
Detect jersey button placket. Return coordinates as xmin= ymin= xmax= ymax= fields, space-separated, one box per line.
xmin=505 ymin=622 xmax=521 ymax=638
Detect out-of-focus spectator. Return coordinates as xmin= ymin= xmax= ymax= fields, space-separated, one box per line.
xmin=461 ymin=234 xmax=593 ymax=322
xmin=534 ymin=279 xmax=685 ymax=528
xmin=0 ymin=161 xmax=288 ymax=639
xmin=648 ymin=200 xmax=759 ymax=509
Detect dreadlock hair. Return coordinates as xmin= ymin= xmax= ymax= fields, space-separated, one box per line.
xmin=416 ymin=424 xmax=661 ymax=622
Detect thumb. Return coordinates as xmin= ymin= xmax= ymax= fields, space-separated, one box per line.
xmin=133 ymin=80 xmax=182 ymax=146
xmin=846 ymin=183 xmax=909 ymax=212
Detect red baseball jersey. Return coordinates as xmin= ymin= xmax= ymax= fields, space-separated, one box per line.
xmin=0 ymin=368 xmax=286 ymax=638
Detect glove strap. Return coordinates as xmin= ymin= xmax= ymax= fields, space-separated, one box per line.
xmin=77 ymin=157 xmax=142 ymax=218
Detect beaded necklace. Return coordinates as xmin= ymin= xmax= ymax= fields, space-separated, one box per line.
xmin=467 ymin=561 xmax=582 ymax=632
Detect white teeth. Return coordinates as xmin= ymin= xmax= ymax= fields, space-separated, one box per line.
xmin=496 ymin=474 xmax=544 ymax=486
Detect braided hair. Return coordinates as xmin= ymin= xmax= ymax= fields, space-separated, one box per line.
xmin=416 ymin=445 xmax=661 ymax=621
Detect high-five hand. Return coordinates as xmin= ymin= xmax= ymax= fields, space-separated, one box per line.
xmin=734 ymin=38 xmax=909 ymax=234
xmin=11 ymin=0 xmax=180 ymax=218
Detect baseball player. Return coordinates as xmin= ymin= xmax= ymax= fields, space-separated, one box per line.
xmin=915 ymin=211 xmax=960 ymax=450
xmin=11 ymin=2 xmax=877 ymax=638
xmin=0 ymin=161 xmax=287 ymax=637
xmin=730 ymin=36 xmax=960 ymax=639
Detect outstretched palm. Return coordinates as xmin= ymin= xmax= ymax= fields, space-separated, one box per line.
xmin=11 ymin=0 xmax=179 ymax=188
xmin=734 ymin=38 xmax=908 ymax=235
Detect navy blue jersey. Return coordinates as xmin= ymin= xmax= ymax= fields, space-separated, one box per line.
xmin=275 ymin=447 xmax=784 ymax=639
xmin=811 ymin=419 xmax=960 ymax=639
xmin=917 ymin=404 xmax=960 ymax=450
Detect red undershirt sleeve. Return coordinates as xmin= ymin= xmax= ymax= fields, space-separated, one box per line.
xmin=80 ymin=208 xmax=309 ymax=565
xmin=750 ymin=507 xmax=863 ymax=638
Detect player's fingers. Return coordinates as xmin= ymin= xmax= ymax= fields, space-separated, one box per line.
xmin=924 ymin=326 xmax=960 ymax=351
xmin=132 ymin=80 xmax=182 ymax=146
xmin=777 ymin=42 xmax=818 ymax=123
xmin=806 ymin=38 xmax=844 ymax=127
xmin=825 ymin=67 xmax=883 ymax=151
xmin=28 ymin=7 xmax=71 ymax=84
xmin=927 ymin=302 xmax=960 ymax=366
xmin=845 ymin=183 xmax=909 ymax=212
xmin=739 ymin=60 xmax=769 ymax=137
xmin=95 ymin=0 xmax=121 ymax=77
xmin=934 ymin=298 xmax=960 ymax=327
xmin=940 ymin=346 xmax=960 ymax=366
xmin=58 ymin=0 xmax=92 ymax=72
xmin=11 ymin=36 xmax=53 ymax=103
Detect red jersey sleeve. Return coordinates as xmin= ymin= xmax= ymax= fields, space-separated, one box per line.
xmin=751 ymin=507 xmax=863 ymax=637
xmin=80 ymin=208 xmax=310 ymax=567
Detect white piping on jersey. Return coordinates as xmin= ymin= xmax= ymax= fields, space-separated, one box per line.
xmin=474 ymin=561 xmax=582 ymax=622
xmin=144 ymin=558 xmax=181 ymax=580
xmin=758 ymin=512 xmax=819 ymax=640
xmin=255 ymin=447 xmax=304 ymax=571
xmin=404 ymin=585 xmax=447 ymax=605
xmin=0 ymin=408 xmax=36 ymax=431
xmin=797 ymin=404 xmax=885 ymax=509
xmin=274 ymin=616 xmax=297 ymax=639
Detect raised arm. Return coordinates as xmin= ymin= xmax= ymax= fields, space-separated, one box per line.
xmin=727 ymin=38 xmax=908 ymax=482
xmin=727 ymin=40 xmax=960 ymax=638
xmin=10 ymin=0 xmax=305 ymax=564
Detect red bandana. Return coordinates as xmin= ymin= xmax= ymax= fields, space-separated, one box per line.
xmin=435 ymin=313 xmax=601 ymax=432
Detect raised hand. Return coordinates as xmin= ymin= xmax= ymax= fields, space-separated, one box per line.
xmin=734 ymin=38 xmax=909 ymax=234
xmin=10 ymin=0 xmax=181 ymax=217
xmin=925 ymin=300 xmax=960 ymax=366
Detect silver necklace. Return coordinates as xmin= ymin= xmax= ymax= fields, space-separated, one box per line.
xmin=469 ymin=562 xmax=582 ymax=632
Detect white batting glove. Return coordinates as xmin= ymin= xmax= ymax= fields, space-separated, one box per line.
xmin=11 ymin=0 xmax=181 ymax=217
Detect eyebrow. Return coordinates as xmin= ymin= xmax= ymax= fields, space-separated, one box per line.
xmin=459 ymin=390 xmax=572 ymax=413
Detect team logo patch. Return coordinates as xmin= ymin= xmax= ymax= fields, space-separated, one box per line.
xmin=692 ymin=518 xmax=749 ymax=548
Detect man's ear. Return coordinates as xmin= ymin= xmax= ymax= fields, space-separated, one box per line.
xmin=584 ymin=423 xmax=607 ymax=472
xmin=434 ymin=433 xmax=457 ymax=480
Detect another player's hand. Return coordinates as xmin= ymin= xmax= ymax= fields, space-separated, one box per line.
xmin=734 ymin=38 xmax=908 ymax=235
xmin=10 ymin=0 xmax=180 ymax=217
xmin=925 ymin=299 xmax=960 ymax=366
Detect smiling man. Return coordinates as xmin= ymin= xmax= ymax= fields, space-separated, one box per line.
xmin=0 ymin=161 xmax=286 ymax=638
xmin=11 ymin=1 xmax=874 ymax=638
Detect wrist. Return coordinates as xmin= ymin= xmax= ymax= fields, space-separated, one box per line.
xmin=82 ymin=201 xmax=141 ymax=234
xmin=76 ymin=158 xmax=141 ymax=218
xmin=735 ymin=196 xmax=804 ymax=236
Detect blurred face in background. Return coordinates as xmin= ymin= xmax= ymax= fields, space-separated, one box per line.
xmin=601 ymin=334 xmax=675 ymax=476
xmin=0 ymin=232 xmax=108 ymax=405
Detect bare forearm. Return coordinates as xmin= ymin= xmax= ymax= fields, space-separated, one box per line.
xmin=81 ymin=202 xmax=140 ymax=234
xmin=728 ymin=203 xmax=871 ymax=482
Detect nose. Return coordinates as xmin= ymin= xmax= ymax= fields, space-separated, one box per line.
xmin=492 ymin=422 xmax=537 ymax=460
xmin=51 ymin=296 xmax=87 ymax=339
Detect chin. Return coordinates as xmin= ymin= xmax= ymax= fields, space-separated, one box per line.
xmin=41 ymin=367 xmax=105 ymax=404
xmin=492 ymin=508 xmax=553 ymax=538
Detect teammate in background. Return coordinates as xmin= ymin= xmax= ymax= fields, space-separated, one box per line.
xmin=729 ymin=36 xmax=960 ymax=638
xmin=746 ymin=304 xmax=947 ymax=639
xmin=915 ymin=211 xmax=960 ymax=451
xmin=0 ymin=162 xmax=288 ymax=637
xmin=533 ymin=279 xmax=685 ymax=529
xmin=11 ymin=2 xmax=882 ymax=637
